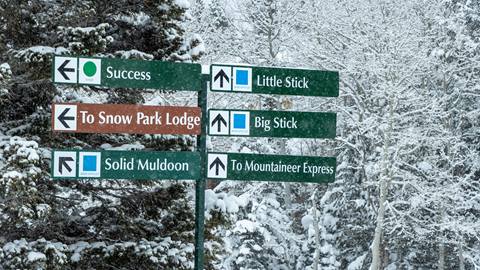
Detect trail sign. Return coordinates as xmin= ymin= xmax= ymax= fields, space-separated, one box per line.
xmin=52 ymin=103 xmax=201 ymax=135
xmin=53 ymin=56 xmax=201 ymax=91
xmin=208 ymin=109 xmax=336 ymax=138
xmin=52 ymin=150 xmax=200 ymax=180
xmin=210 ymin=64 xmax=338 ymax=97
xmin=207 ymin=153 xmax=336 ymax=183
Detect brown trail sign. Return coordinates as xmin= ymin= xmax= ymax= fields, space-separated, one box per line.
xmin=52 ymin=103 xmax=201 ymax=135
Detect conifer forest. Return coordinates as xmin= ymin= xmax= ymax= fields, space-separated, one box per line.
xmin=0 ymin=0 xmax=479 ymax=269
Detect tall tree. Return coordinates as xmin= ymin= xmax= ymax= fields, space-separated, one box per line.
xmin=0 ymin=0 xmax=222 ymax=269
xmin=297 ymin=0 xmax=465 ymax=268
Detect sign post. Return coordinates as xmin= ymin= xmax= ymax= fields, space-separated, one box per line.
xmin=51 ymin=55 xmax=339 ymax=270
xmin=194 ymin=74 xmax=209 ymax=270
xmin=52 ymin=103 xmax=201 ymax=135
xmin=208 ymin=109 xmax=336 ymax=138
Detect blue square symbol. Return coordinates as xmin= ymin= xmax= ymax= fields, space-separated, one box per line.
xmin=83 ymin=155 xmax=97 ymax=171
xmin=233 ymin=114 xmax=246 ymax=129
xmin=236 ymin=70 xmax=249 ymax=85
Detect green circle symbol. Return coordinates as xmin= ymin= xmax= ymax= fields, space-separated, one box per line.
xmin=83 ymin=61 xmax=97 ymax=77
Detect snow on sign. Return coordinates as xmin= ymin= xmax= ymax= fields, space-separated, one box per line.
xmin=207 ymin=153 xmax=336 ymax=183
xmin=210 ymin=64 xmax=339 ymax=97
xmin=51 ymin=150 xmax=200 ymax=180
xmin=52 ymin=103 xmax=201 ymax=135
xmin=52 ymin=56 xmax=201 ymax=91
xmin=208 ymin=109 xmax=336 ymax=139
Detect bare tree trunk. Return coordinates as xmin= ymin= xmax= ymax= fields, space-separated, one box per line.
xmin=438 ymin=238 xmax=445 ymax=270
xmin=280 ymin=138 xmax=292 ymax=208
xmin=396 ymin=239 xmax=403 ymax=270
xmin=313 ymin=190 xmax=321 ymax=270
xmin=284 ymin=181 xmax=292 ymax=208
xmin=458 ymin=239 xmax=465 ymax=270
xmin=277 ymin=95 xmax=291 ymax=209
xmin=438 ymin=209 xmax=445 ymax=270
xmin=370 ymin=179 xmax=387 ymax=270
xmin=370 ymin=97 xmax=394 ymax=270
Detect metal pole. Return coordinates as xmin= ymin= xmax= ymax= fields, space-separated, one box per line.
xmin=194 ymin=73 xmax=209 ymax=270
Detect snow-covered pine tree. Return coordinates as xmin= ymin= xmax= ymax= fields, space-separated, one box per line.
xmin=366 ymin=1 xmax=480 ymax=268
xmin=186 ymin=0 xmax=229 ymax=63
xmin=404 ymin=1 xmax=480 ymax=268
xmin=297 ymin=0 xmax=465 ymax=269
xmin=0 ymin=0 xmax=223 ymax=269
xmin=203 ymin=0 xmax=480 ymax=268
xmin=197 ymin=0 xmax=327 ymax=269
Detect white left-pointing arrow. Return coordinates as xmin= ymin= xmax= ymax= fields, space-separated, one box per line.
xmin=54 ymin=57 xmax=77 ymax=84
xmin=53 ymin=104 xmax=77 ymax=131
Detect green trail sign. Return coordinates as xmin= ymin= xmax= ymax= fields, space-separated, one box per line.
xmin=208 ymin=109 xmax=336 ymax=138
xmin=207 ymin=153 xmax=336 ymax=183
xmin=210 ymin=64 xmax=338 ymax=97
xmin=53 ymin=56 xmax=201 ymax=91
xmin=51 ymin=150 xmax=200 ymax=180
